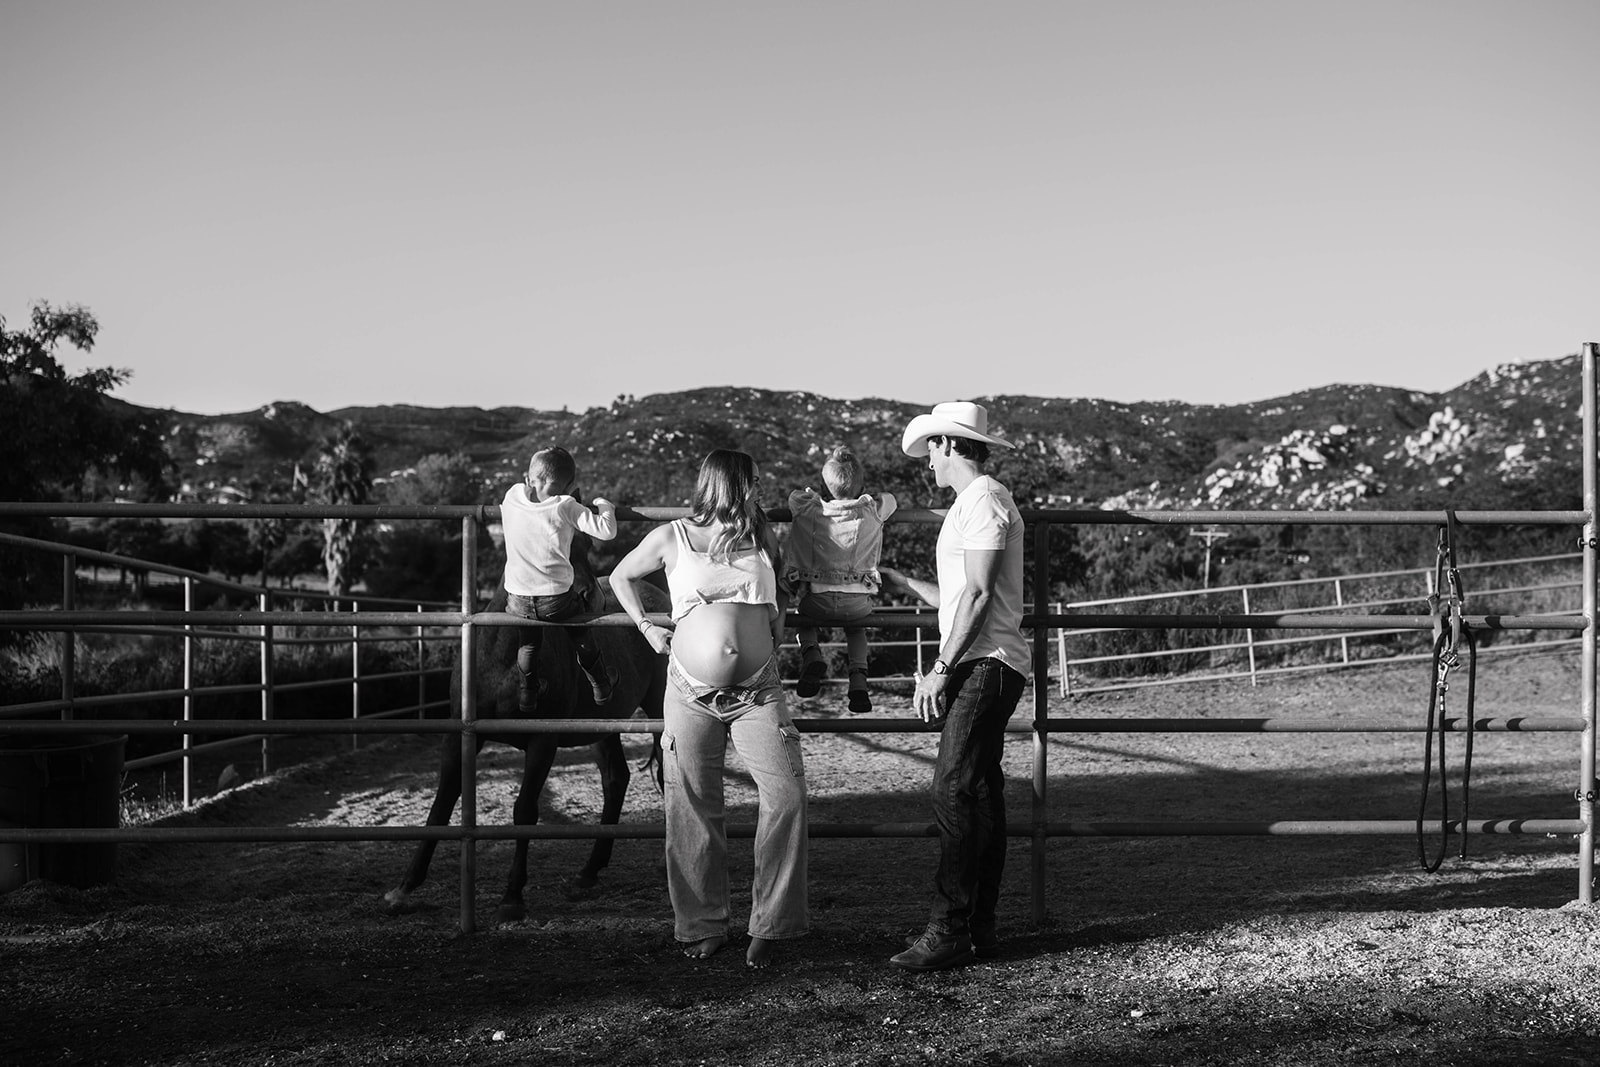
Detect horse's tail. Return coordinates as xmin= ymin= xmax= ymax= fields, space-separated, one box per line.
xmin=636 ymin=738 xmax=664 ymax=796
xmin=634 ymin=650 xmax=668 ymax=795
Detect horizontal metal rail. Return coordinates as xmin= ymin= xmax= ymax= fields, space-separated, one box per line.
xmin=0 ymin=712 xmax=1581 ymax=739
xmin=116 ymin=703 xmax=441 ymax=769
xmin=3 ymin=672 xmax=442 ymax=721
xmin=1064 ymin=552 xmax=1584 ymax=609
xmin=2 ymin=501 xmax=1588 ymax=526
xmin=2 ymin=818 xmax=1584 ymax=847
xmin=0 ymin=529 xmax=453 ymax=611
xmin=2 ymin=689 xmax=252 ymax=719
xmin=1 ymin=608 xmax=1587 ymax=633
xmin=128 ymin=733 xmax=272 ymax=772
xmin=1065 ymin=638 xmax=1585 ymax=695
xmin=1038 ymin=612 xmax=1586 ymax=632
xmin=1033 ymin=819 xmax=1588 ymax=837
xmin=271 ymin=632 xmax=457 ymax=647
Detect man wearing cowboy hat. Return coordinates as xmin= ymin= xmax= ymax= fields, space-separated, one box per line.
xmin=880 ymin=400 xmax=1031 ymax=972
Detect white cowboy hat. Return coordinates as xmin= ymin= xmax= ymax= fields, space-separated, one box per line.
xmin=901 ymin=401 xmax=1016 ymax=457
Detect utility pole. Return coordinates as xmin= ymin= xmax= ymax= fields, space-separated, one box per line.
xmin=1190 ymin=525 xmax=1229 ymax=589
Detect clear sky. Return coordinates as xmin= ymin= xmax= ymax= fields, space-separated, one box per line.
xmin=3 ymin=1 xmax=1596 ymax=417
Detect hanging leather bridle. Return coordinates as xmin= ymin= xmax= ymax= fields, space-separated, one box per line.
xmin=1419 ymin=510 xmax=1477 ymax=872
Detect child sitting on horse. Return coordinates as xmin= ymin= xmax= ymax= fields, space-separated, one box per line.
xmin=785 ymin=445 xmax=897 ymax=713
xmin=501 ymin=446 xmax=618 ymax=712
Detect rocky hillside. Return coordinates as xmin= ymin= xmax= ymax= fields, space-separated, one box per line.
xmin=145 ymin=352 xmax=1587 ymax=515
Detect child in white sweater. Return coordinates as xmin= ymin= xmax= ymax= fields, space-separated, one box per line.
xmin=501 ymin=446 xmax=618 ymax=712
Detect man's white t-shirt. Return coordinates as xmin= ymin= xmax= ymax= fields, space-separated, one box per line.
xmin=935 ymin=475 xmax=1031 ymax=678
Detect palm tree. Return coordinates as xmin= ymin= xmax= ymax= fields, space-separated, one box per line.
xmin=314 ymin=423 xmax=375 ymax=599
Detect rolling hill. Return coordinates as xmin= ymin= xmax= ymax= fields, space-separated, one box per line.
xmin=144 ymin=351 xmax=1586 ymax=518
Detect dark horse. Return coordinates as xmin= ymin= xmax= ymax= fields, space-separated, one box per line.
xmin=384 ymin=577 xmax=668 ymax=921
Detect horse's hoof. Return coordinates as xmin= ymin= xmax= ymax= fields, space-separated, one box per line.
xmin=384 ymin=888 xmax=438 ymax=916
xmin=496 ymin=900 xmax=528 ymax=923
xmin=564 ymin=874 xmax=600 ymax=902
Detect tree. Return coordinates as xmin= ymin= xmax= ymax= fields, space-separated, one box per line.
xmin=362 ymin=525 xmax=463 ymax=602
xmin=1074 ymin=523 xmax=1195 ymax=601
xmin=1 ymin=301 xmax=171 ymax=625
xmin=246 ymin=471 xmax=310 ymax=588
xmin=367 ymin=451 xmax=484 ymax=601
xmin=181 ymin=519 xmax=255 ymax=584
xmin=98 ymin=518 xmax=169 ymax=597
xmin=381 ymin=452 xmax=483 ymax=522
xmin=0 ymin=301 xmax=170 ymax=503
xmin=313 ymin=422 xmax=375 ymax=598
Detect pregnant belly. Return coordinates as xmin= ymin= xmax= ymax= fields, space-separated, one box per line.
xmin=671 ymin=603 xmax=775 ymax=687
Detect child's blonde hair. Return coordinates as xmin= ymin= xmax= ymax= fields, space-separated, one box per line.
xmin=821 ymin=446 xmax=863 ymax=499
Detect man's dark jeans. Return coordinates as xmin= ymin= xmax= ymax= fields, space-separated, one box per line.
xmin=929 ymin=656 xmax=1027 ymax=937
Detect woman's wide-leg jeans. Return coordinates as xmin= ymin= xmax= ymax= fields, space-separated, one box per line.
xmin=662 ymin=659 xmax=809 ymax=943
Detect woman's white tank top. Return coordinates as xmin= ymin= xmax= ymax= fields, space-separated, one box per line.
xmin=666 ymin=520 xmax=778 ymax=622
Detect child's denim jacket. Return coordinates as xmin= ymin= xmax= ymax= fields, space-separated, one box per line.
xmin=784 ymin=488 xmax=897 ymax=590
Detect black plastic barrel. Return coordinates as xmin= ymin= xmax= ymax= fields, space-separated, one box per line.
xmin=0 ymin=734 xmax=126 ymax=892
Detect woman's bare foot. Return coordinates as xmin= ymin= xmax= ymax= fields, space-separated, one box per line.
xmin=681 ymin=935 xmax=727 ymax=960
xmin=746 ymin=937 xmax=778 ymax=969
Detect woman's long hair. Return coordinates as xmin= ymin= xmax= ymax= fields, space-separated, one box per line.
xmin=686 ymin=449 xmax=769 ymax=562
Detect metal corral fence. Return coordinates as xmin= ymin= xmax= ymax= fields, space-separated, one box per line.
xmin=813 ymin=552 xmax=1585 ymax=695
xmin=0 ymin=529 xmax=459 ymax=805
xmin=1055 ymin=551 xmax=1584 ymax=695
xmin=1 ymin=343 xmax=1597 ymax=931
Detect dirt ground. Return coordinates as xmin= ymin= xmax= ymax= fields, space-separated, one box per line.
xmin=4 ymin=647 xmax=1600 ymax=1066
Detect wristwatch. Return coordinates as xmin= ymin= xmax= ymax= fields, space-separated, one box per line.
xmin=931 ymin=659 xmax=951 ymax=675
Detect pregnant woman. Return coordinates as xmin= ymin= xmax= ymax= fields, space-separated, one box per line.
xmin=611 ymin=448 xmax=809 ymax=969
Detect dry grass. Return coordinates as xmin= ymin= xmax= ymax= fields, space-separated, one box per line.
xmin=3 ymin=647 xmax=1599 ymax=1065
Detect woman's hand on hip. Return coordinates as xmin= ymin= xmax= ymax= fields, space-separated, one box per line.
xmin=640 ymin=621 xmax=674 ymax=656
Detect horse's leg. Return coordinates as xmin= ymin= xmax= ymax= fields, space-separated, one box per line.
xmin=571 ymin=734 xmax=631 ymax=896
xmin=498 ymin=738 xmax=559 ymax=923
xmin=384 ymin=733 xmax=469 ymax=910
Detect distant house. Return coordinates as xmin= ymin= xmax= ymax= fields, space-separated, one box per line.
xmin=173 ymin=482 xmax=250 ymax=505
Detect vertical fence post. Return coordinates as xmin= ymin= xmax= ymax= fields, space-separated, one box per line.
xmin=1580 ymin=341 xmax=1598 ymax=904
xmin=1055 ymin=601 xmax=1070 ymax=698
xmin=350 ymin=600 xmax=361 ymax=751
xmin=260 ymin=590 xmax=274 ymax=776
xmin=462 ymin=514 xmax=478 ymax=613
xmin=1030 ymin=522 xmax=1051 ymax=925
xmin=459 ymin=619 xmax=478 ymax=936
xmin=183 ymin=576 xmax=195 ymax=807
xmin=1334 ymin=577 xmax=1350 ymax=666
xmin=61 ymin=554 xmax=76 ymax=720
xmin=458 ymin=512 xmax=480 ymax=934
xmin=416 ymin=603 xmax=426 ymax=717
xmin=1241 ymin=586 xmax=1258 ymax=686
